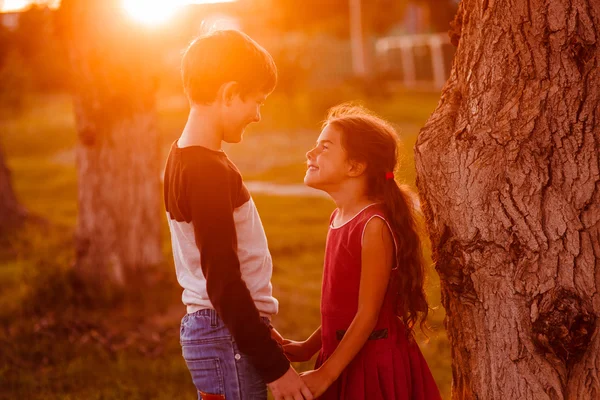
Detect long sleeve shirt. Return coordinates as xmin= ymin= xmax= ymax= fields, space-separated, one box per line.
xmin=163 ymin=141 xmax=290 ymax=383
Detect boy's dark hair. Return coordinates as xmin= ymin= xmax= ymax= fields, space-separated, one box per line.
xmin=181 ymin=29 xmax=277 ymax=105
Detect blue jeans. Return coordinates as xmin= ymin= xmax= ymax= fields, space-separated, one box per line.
xmin=180 ymin=309 xmax=268 ymax=400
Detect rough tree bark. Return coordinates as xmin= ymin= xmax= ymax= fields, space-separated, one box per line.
xmin=0 ymin=148 xmax=26 ymax=231
xmin=58 ymin=0 xmax=163 ymax=287
xmin=415 ymin=1 xmax=599 ymax=399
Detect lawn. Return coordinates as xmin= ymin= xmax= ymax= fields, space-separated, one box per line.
xmin=0 ymin=90 xmax=450 ymax=399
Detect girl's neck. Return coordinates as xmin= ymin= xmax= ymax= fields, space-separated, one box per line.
xmin=327 ymin=181 xmax=376 ymax=225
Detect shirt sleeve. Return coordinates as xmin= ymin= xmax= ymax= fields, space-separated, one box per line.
xmin=184 ymin=161 xmax=290 ymax=383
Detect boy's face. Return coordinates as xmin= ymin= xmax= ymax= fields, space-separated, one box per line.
xmin=222 ymin=91 xmax=267 ymax=143
xmin=304 ymin=124 xmax=352 ymax=190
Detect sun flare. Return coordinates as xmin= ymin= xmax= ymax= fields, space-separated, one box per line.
xmin=1 ymin=0 xmax=31 ymax=12
xmin=123 ymin=0 xmax=184 ymax=25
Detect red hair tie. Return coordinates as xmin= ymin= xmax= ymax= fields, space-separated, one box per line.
xmin=385 ymin=172 xmax=394 ymax=180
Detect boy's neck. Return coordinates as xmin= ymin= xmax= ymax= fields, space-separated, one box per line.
xmin=178 ymin=103 xmax=223 ymax=151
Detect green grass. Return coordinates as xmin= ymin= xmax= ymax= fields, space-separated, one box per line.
xmin=0 ymin=91 xmax=450 ymax=399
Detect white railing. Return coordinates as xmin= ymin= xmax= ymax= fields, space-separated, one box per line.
xmin=376 ymin=33 xmax=453 ymax=90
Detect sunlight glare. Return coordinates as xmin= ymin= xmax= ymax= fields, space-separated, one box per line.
xmin=123 ymin=0 xmax=184 ymax=25
xmin=1 ymin=0 xmax=31 ymax=12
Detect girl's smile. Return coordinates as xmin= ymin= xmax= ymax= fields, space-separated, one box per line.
xmin=304 ymin=124 xmax=350 ymax=190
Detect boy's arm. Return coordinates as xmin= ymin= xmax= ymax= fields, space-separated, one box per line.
xmin=186 ymin=164 xmax=290 ymax=383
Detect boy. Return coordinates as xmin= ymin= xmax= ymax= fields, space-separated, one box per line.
xmin=163 ymin=30 xmax=313 ymax=400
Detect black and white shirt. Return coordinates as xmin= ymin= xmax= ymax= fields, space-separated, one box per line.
xmin=163 ymin=140 xmax=289 ymax=383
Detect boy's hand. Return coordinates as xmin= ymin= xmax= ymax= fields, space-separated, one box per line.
xmin=268 ymin=366 xmax=314 ymax=400
xmin=283 ymin=340 xmax=315 ymax=362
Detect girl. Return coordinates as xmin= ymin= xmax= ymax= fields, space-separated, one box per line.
xmin=283 ymin=104 xmax=442 ymax=399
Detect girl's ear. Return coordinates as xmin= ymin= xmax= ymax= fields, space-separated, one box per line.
xmin=218 ymin=81 xmax=240 ymax=106
xmin=348 ymin=160 xmax=367 ymax=177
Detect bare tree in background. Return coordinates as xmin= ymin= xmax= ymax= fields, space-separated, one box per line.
xmin=0 ymin=150 xmax=27 ymax=232
xmin=0 ymin=25 xmax=26 ymax=233
xmin=415 ymin=0 xmax=599 ymax=399
xmin=58 ymin=0 xmax=163 ymax=288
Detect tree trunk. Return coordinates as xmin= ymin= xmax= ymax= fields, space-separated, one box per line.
xmin=415 ymin=1 xmax=599 ymax=399
xmin=58 ymin=0 xmax=163 ymax=287
xmin=0 ymin=147 xmax=26 ymax=231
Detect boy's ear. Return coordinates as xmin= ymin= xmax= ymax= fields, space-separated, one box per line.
xmin=219 ymin=81 xmax=240 ymax=106
xmin=347 ymin=160 xmax=367 ymax=177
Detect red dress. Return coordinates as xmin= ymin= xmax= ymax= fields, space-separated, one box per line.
xmin=315 ymin=204 xmax=442 ymax=400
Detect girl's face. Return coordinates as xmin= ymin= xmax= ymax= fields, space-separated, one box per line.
xmin=304 ymin=124 xmax=352 ymax=190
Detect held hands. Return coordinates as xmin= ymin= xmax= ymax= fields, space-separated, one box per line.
xmin=283 ymin=340 xmax=316 ymax=362
xmin=267 ymin=366 xmax=314 ymax=400
xmin=269 ymin=327 xmax=321 ymax=398
xmin=300 ymin=368 xmax=335 ymax=398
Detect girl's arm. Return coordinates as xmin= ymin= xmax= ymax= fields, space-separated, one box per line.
xmin=302 ymin=326 xmax=322 ymax=353
xmin=270 ymin=326 xmax=286 ymax=344
xmin=283 ymin=326 xmax=322 ymax=362
xmin=301 ymin=218 xmax=394 ymax=395
xmin=272 ymin=326 xmax=322 ymax=349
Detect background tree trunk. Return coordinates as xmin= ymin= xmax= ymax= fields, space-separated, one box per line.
xmin=58 ymin=0 xmax=163 ymax=287
xmin=0 ymin=147 xmax=26 ymax=231
xmin=0 ymin=22 xmax=26 ymax=234
xmin=415 ymin=1 xmax=599 ymax=399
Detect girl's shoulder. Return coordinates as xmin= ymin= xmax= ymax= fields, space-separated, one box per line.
xmin=353 ymin=203 xmax=388 ymax=230
xmin=357 ymin=202 xmax=387 ymax=221
xmin=355 ymin=204 xmax=398 ymax=256
xmin=329 ymin=203 xmax=388 ymax=230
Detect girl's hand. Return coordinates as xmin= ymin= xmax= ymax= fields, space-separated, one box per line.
xmin=270 ymin=327 xmax=286 ymax=345
xmin=283 ymin=340 xmax=315 ymax=362
xmin=300 ymin=369 xmax=334 ymax=398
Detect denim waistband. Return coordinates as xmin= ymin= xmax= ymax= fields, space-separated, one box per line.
xmin=188 ymin=308 xmax=271 ymax=324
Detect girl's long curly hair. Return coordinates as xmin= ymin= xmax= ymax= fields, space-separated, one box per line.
xmin=325 ymin=103 xmax=430 ymax=337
